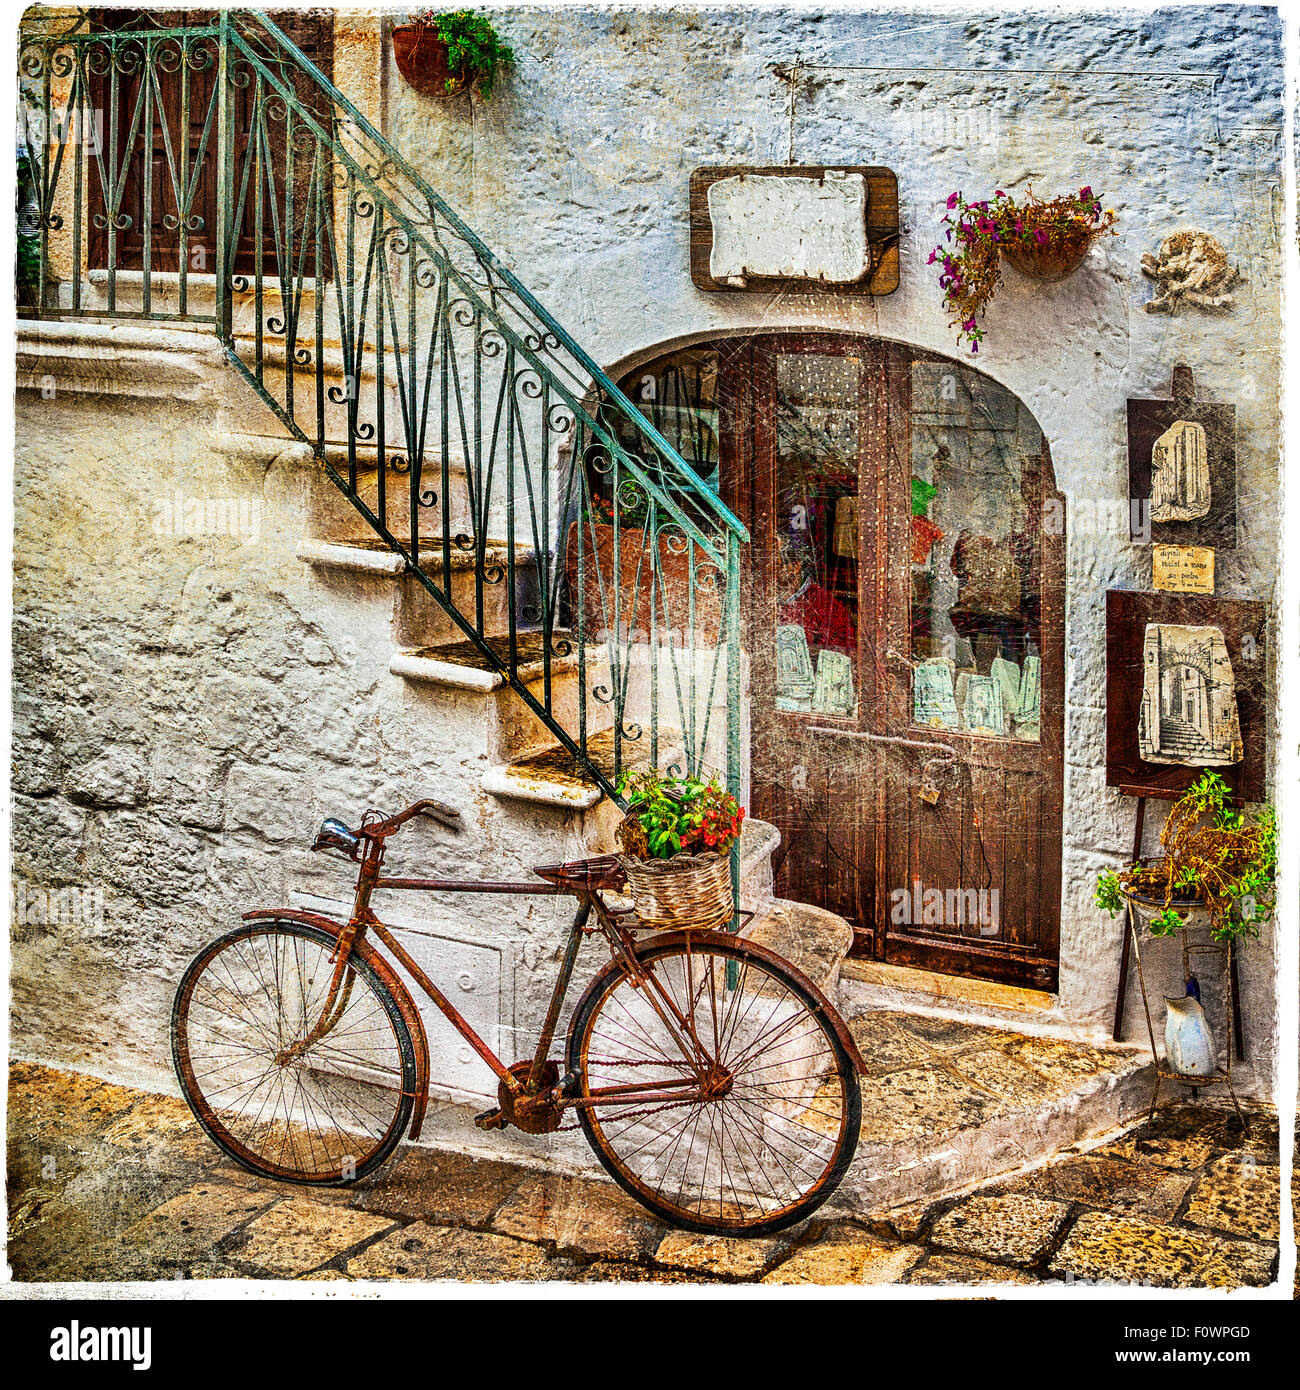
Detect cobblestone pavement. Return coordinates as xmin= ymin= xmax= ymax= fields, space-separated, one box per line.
xmin=6 ymin=1060 xmax=1282 ymax=1288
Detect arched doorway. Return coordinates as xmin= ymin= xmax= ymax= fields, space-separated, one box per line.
xmin=600 ymin=333 xmax=1065 ymax=990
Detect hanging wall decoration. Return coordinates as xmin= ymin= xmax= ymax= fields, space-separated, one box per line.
xmin=689 ymin=165 xmax=899 ymax=294
xmin=1105 ymin=589 xmax=1265 ymax=800
xmin=1127 ymin=364 xmax=1236 ymax=549
xmin=1140 ymin=230 xmax=1243 ymax=314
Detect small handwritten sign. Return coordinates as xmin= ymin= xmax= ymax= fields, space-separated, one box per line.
xmin=1152 ymin=543 xmax=1215 ymax=594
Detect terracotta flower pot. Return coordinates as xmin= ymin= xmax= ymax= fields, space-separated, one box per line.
xmin=565 ymin=519 xmax=723 ymax=646
xmin=391 ymin=24 xmax=466 ymax=100
xmin=1001 ymin=220 xmax=1096 ymax=282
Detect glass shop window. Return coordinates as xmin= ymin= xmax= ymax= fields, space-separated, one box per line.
xmin=909 ymin=362 xmax=1042 ymax=741
xmin=772 ymin=352 xmax=860 ymax=721
xmin=597 ymin=350 xmax=721 ymax=522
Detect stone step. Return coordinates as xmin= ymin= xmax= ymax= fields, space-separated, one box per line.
xmin=741 ymin=897 xmax=855 ymax=999
xmin=391 ymin=633 xmax=580 ymax=693
xmin=824 ymin=1009 xmax=1152 ymax=1221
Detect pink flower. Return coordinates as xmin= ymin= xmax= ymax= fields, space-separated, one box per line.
xmin=1080 ymin=186 xmax=1093 ymax=202
xmin=946 ymin=191 xmax=961 ymax=209
xmin=995 ymin=189 xmax=1006 ymax=198
xmin=927 ymin=249 xmax=938 ymax=264
xmin=1034 ymin=228 xmax=1048 ymax=246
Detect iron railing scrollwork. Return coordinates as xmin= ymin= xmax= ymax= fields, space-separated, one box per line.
xmin=18 ymin=9 xmax=749 ymax=837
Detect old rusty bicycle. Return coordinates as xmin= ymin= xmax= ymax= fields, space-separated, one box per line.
xmin=172 ymin=800 xmax=864 ymax=1234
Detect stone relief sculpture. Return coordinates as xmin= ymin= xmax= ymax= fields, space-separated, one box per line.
xmin=1140 ymin=230 xmax=1242 ymax=314
xmin=812 ymin=649 xmax=856 ymax=717
xmin=1138 ymin=623 xmax=1242 ymax=765
xmin=1150 ymin=419 xmax=1211 ymax=522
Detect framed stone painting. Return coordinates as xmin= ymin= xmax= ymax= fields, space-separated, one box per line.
xmin=1127 ymin=364 xmax=1236 ymax=549
xmin=1105 ymin=589 xmax=1266 ymax=800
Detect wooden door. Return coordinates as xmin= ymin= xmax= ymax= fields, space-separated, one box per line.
xmin=728 ymin=334 xmax=885 ymax=933
xmin=730 ymin=336 xmax=1064 ymax=991
xmin=90 ymin=10 xmax=334 ymax=278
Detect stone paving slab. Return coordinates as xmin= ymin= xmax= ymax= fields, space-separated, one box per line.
xmin=1182 ymin=1153 xmax=1281 ymax=1242
xmin=119 ymin=1180 xmax=279 ymax=1262
xmin=652 ymin=1231 xmax=786 ymax=1280
xmin=348 ymin=1144 xmax=530 ymax=1228
xmin=1049 ymin=1211 xmax=1276 ymax=1290
xmin=929 ymin=1194 xmax=1072 ymax=1268
xmin=229 ymin=1197 xmax=397 ymax=1277
xmin=489 ymin=1174 xmax=667 ymax=1260
xmin=905 ymin=1252 xmax=1041 ymax=1286
xmin=761 ymin=1232 xmax=924 ymax=1285
xmin=346 ymin=1221 xmax=560 ymax=1282
xmin=995 ymin=1153 xmax=1195 ymax=1222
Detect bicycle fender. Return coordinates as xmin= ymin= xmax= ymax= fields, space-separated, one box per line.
xmin=240 ymin=908 xmax=432 ymax=1139
xmin=570 ymin=928 xmax=868 ymax=1077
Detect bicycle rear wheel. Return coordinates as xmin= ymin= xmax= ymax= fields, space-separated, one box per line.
xmin=566 ymin=935 xmax=860 ymax=1235
xmin=172 ymin=920 xmax=415 ymax=1184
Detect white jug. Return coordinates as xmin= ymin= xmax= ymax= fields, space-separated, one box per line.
xmin=1164 ymin=995 xmax=1217 ymax=1077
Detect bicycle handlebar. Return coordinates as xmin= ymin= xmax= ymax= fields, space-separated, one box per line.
xmin=360 ymin=800 xmax=463 ymax=837
xmin=310 ymin=801 xmax=462 ymax=860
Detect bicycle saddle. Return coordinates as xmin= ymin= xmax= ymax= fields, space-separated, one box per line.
xmin=531 ymin=854 xmax=624 ymax=891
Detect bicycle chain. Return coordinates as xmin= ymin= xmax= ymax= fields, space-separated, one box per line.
xmin=555 ymin=1058 xmax=702 ymax=1132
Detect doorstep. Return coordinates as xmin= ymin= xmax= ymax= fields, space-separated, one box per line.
xmin=840 ymin=957 xmax=1065 ymax=1031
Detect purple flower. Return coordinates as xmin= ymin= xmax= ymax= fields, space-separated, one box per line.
xmin=1034 ymin=228 xmax=1048 ymax=246
xmin=962 ymin=317 xmax=977 ymax=331
xmin=1080 ymin=186 xmax=1093 ymax=202
xmin=927 ymin=249 xmax=938 ymax=265
xmin=946 ymin=191 xmax=961 ymax=209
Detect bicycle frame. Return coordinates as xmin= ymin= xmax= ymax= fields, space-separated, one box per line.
xmin=243 ymin=804 xmax=753 ymax=1137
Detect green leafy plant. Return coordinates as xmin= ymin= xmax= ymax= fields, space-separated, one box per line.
xmin=16 ymin=151 xmax=40 ymax=292
xmin=930 ymin=186 xmax=1117 ymax=353
xmin=413 ymin=9 xmax=515 ymax=99
xmin=1094 ymin=772 xmax=1277 ymax=944
xmin=615 ymin=770 xmax=745 ymax=861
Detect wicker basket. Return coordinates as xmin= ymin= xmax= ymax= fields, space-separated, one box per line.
xmin=616 ymin=850 xmax=734 ymax=931
xmin=1001 ymin=223 xmax=1094 ymax=282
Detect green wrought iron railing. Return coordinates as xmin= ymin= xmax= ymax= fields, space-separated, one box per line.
xmin=18 ymin=8 xmax=748 ymax=813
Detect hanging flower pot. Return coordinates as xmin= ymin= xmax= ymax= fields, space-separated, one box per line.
xmin=391 ymin=11 xmax=516 ymax=102
xmin=1001 ymin=218 xmax=1096 ymax=282
xmin=391 ymin=25 xmax=461 ymax=100
xmin=930 ymin=187 xmax=1117 ymax=353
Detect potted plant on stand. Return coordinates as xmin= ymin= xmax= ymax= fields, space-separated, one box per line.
xmin=1096 ymin=772 xmax=1276 ymax=1101
xmin=1094 ymin=772 xmax=1277 ymax=943
xmin=392 ymin=9 xmax=515 ymax=100
xmin=615 ymin=771 xmax=745 ymax=932
xmin=930 ymin=186 xmax=1117 ymax=353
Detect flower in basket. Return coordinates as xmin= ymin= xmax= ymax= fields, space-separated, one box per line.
xmin=615 ymin=770 xmax=745 ymax=861
xmin=1094 ymin=772 xmax=1277 ymax=944
xmin=930 ymin=187 xmax=1117 ymax=354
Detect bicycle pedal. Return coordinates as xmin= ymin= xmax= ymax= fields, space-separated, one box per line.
xmin=473 ymin=1106 xmax=506 ymax=1131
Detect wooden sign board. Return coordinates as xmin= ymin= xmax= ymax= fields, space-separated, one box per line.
xmin=1105 ymin=589 xmax=1265 ymax=800
xmin=1152 ymin=543 xmax=1215 ymax=594
xmin=689 ymin=165 xmax=899 ymax=295
xmin=1127 ymin=364 xmax=1236 ymax=549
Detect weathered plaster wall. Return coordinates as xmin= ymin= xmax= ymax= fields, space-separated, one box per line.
xmin=378 ymin=4 xmax=1284 ymax=1090
xmin=10 ymin=328 xmax=600 ymax=1105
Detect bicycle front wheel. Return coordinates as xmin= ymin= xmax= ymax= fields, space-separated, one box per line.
xmin=567 ymin=936 xmax=860 ymax=1235
xmin=172 ymin=920 xmax=415 ymax=1184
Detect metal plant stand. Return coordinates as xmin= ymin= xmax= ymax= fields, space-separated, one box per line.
xmin=1124 ymin=901 xmax=1244 ymax=1122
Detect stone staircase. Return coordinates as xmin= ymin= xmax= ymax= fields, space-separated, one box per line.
xmin=1158 ymin=714 xmax=1212 ymax=759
